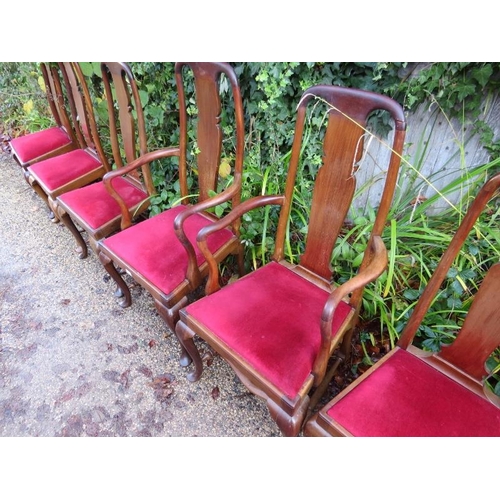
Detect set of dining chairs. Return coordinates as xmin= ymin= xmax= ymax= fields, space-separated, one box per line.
xmin=8 ymin=62 xmax=500 ymax=436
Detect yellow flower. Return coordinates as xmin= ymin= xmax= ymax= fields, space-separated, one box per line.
xmin=38 ymin=76 xmax=46 ymax=93
xmin=219 ymin=159 xmax=231 ymax=178
xmin=23 ymin=99 xmax=34 ymax=114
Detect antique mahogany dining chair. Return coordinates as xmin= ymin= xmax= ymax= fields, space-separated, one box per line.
xmin=10 ymin=63 xmax=78 ymax=169
xmin=174 ymin=84 xmax=406 ymax=436
xmin=304 ymin=173 xmax=500 ymax=437
xmin=25 ymin=62 xmax=108 ymax=222
xmin=55 ymin=62 xmax=155 ymax=258
xmin=96 ymin=62 xmax=245 ymax=349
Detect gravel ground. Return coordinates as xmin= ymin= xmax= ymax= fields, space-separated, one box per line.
xmin=0 ymin=152 xmax=281 ymax=437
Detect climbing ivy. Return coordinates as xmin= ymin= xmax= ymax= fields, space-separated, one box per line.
xmin=2 ymin=61 xmax=500 ymax=193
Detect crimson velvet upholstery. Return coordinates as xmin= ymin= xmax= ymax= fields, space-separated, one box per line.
xmin=28 ymin=149 xmax=102 ymax=194
xmin=325 ymin=348 xmax=500 ymax=436
xmin=184 ymin=261 xmax=353 ymax=399
xmin=10 ymin=127 xmax=73 ymax=167
xmin=101 ymin=205 xmax=235 ymax=296
xmin=58 ymin=177 xmax=148 ymax=231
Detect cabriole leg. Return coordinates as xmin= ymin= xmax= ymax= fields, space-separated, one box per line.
xmin=175 ymin=321 xmax=203 ymax=381
xmin=99 ymin=251 xmax=131 ymax=307
xmin=154 ymin=298 xmax=192 ymax=367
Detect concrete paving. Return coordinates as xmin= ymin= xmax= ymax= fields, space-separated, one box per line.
xmin=0 ymin=152 xmax=282 ymax=437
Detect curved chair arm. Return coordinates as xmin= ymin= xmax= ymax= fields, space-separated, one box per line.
xmin=103 ymin=146 xmax=181 ymax=230
xmin=312 ymin=236 xmax=388 ymax=384
xmin=194 ymin=194 xmax=286 ymax=294
xmin=172 ymin=180 xmax=245 ymax=287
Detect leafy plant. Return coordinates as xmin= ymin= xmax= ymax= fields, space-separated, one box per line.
xmin=0 ymin=62 xmax=53 ymax=137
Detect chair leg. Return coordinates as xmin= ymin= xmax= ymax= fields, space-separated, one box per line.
xmin=267 ymin=394 xmax=310 ymax=437
xmin=154 ymin=298 xmax=192 ymax=367
xmin=175 ymin=321 xmax=204 ymax=381
xmin=98 ymin=251 xmax=132 ymax=307
xmin=25 ymin=171 xmax=54 ymax=218
xmin=307 ymin=354 xmax=344 ymax=413
xmin=58 ymin=212 xmax=88 ymax=259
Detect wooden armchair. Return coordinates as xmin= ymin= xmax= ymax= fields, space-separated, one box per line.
xmin=304 ymin=173 xmax=500 ymax=437
xmin=55 ymin=62 xmax=154 ymax=258
xmin=174 ymin=85 xmax=406 ymax=436
xmin=25 ymin=62 xmax=108 ymax=222
xmin=96 ymin=62 xmax=245 ymax=352
xmin=10 ymin=63 xmax=78 ymax=169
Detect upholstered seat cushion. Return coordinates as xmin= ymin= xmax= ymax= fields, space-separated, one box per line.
xmin=28 ymin=149 xmax=102 ymax=192
xmin=101 ymin=205 xmax=234 ymax=295
xmin=10 ymin=127 xmax=72 ymax=164
xmin=184 ymin=261 xmax=353 ymax=399
xmin=58 ymin=177 xmax=149 ymax=230
xmin=326 ymin=348 xmax=500 ymax=436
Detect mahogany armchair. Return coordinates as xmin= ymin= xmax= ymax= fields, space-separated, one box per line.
xmin=96 ymin=62 xmax=245 ymax=351
xmin=25 ymin=62 xmax=108 ymax=222
xmin=10 ymin=63 xmax=78 ymax=169
xmin=174 ymin=85 xmax=406 ymax=436
xmin=304 ymin=173 xmax=500 ymax=437
xmin=55 ymin=62 xmax=155 ymax=258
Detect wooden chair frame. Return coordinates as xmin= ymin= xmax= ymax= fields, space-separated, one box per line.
xmin=96 ymin=62 xmax=245 ymax=344
xmin=174 ymin=84 xmax=406 ymax=436
xmin=54 ymin=62 xmax=156 ymax=258
xmin=25 ymin=62 xmax=108 ymax=222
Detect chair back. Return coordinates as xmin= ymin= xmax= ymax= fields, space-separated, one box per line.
xmin=398 ymin=172 xmax=500 ymax=386
xmin=57 ymin=63 xmax=107 ymax=167
xmin=98 ymin=62 xmax=155 ymax=195
xmin=275 ymin=86 xmax=405 ymax=302
xmin=174 ymin=62 xmax=245 ymax=229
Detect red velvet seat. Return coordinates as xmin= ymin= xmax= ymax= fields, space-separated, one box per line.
xmin=102 ymin=205 xmax=235 ymax=296
xmin=175 ymin=84 xmax=407 ymax=436
xmin=58 ymin=177 xmax=148 ymax=231
xmin=28 ymin=148 xmax=102 ymax=194
xmin=324 ymin=348 xmax=500 ymax=436
xmin=304 ymin=173 xmax=500 ymax=438
xmin=184 ymin=261 xmax=353 ymax=399
xmin=10 ymin=127 xmax=73 ymax=167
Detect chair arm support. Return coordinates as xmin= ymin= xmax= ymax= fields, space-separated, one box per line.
xmin=195 ymin=194 xmax=285 ymax=294
xmin=312 ymin=236 xmax=388 ymax=384
xmin=172 ymin=180 xmax=244 ymax=287
xmin=103 ymin=146 xmax=181 ymax=229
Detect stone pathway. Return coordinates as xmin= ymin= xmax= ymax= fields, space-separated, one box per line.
xmin=0 ymin=153 xmax=280 ymax=437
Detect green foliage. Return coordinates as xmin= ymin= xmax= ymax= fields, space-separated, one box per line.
xmin=0 ymin=62 xmax=54 ymax=136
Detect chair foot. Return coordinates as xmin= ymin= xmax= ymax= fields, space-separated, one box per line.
xmin=175 ymin=320 xmax=203 ymax=381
